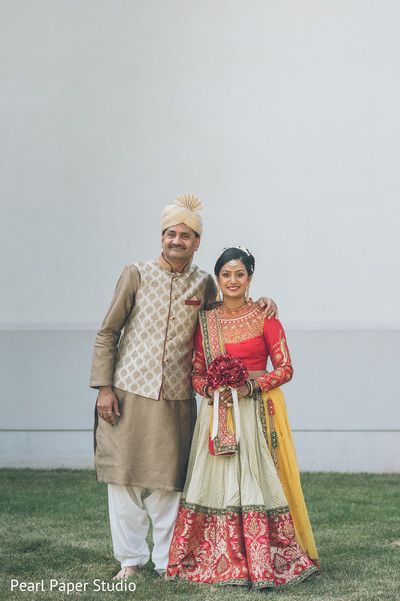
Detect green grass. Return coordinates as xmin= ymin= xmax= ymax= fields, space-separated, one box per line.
xmin=1 ymin=471 xmax=399 ymax=601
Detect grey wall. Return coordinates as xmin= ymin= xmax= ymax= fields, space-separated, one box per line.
xmin=0 ymin=1 xmax=399 ymax=470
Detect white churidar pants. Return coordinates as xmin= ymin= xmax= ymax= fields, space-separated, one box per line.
xmin=108 ymin=484 xmax=181 ymax=570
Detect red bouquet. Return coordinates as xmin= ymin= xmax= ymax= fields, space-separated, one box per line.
xmin=207 ymin=354 xmax=249 ymax=390
xmin=206 ymin=355 xmax=248 ymax=456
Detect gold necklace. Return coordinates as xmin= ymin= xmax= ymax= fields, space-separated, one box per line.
xmin=219 ymin=300 xmax=248 ymax=314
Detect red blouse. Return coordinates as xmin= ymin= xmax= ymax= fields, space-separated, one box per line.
xmin=192 ymin=301 xmax=293 ymax=394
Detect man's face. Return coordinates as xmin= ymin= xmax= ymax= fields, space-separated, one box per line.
xmin=161 ymin=223 xmax=200 ymax=264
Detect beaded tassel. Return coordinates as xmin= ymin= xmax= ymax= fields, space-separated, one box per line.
xmin=266 ymin=395 xmax=279 ymax=466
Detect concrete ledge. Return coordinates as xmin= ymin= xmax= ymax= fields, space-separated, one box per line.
xmin=293 ymin=430 xmax=400 ymax=472
xmin=0 ymin=431 xmax=94 ymax=469
xmin=1 ymin=328 xmax=399 ymax=471
xmin=0 ymin=430 xmax=398 ymax=472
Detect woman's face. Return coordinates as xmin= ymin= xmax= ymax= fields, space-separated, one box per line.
xmin=217 ymin=259 xmax=251 ymax=301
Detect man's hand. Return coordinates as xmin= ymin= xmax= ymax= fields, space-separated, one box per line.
xmin=255 ymin=297 xmax=278 ymax=319
xmin=97 ymin=386 xmax=120 ymax=425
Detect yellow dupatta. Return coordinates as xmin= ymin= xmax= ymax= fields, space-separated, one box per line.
xmin=262 ymin=387 xmax=320 ymax=565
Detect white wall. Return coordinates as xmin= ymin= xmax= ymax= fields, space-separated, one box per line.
xmin=0 ymin=1 xmax=399 ymax=470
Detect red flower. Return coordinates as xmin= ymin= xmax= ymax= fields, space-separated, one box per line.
xmin=206 ymin=355 xmax=248 ymax=389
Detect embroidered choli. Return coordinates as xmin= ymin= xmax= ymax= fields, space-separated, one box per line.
xmin=192 ymin=300 xmax=293 ymax=393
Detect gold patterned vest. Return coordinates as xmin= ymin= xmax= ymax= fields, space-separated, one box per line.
xmin=113 ymin=260 xmax=209 ymax=400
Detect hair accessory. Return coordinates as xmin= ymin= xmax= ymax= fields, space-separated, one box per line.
xmin=228 ymin=260 xmax=239 ymax=267
xmin=221 ymin=244 xmax=252 ymax=256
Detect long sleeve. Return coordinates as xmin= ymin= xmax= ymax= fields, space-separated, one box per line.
xmin=255 ymin=318 xmax=293 ymax=392
xmin=89 ymin=265 xmax=140 ymax=388
xmin=191 ymin=324 xmax=208 ymax=395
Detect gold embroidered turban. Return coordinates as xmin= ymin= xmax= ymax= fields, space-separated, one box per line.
xmin=161 ymin=194 xmax=203 ymax=236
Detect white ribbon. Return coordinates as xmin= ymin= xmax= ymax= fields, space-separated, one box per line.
xmin=211 ymin=387 xmax=241 ymax=443
xmin=231 ymin=387 xmax=241 ymax=443
xmin=211 ymin=389 xmax=220 ymax=440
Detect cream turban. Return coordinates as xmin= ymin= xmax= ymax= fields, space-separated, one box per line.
xmin=161 ymin=194 xmax=203 ymax=236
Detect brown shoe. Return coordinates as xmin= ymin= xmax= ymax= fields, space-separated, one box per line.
xmin=113 ymin=566 xmax=143 ymax=580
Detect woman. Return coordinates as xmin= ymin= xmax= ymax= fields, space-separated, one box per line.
xmin=167 ymin=246 xmax=320 ymax=588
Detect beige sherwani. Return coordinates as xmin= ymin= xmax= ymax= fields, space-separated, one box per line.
xmin=90 ymin=256 xmax=216 ymax=492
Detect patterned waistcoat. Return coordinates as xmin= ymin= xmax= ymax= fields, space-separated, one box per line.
xmin=113 ymin=261 xmax=210 ymax=400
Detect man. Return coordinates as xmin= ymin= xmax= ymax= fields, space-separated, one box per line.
xmin=90 ymin=194 xmax=277 ymax=579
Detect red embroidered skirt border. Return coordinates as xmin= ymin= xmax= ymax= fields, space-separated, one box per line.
xmin=167 ymin=504 xmax=319 ymax=587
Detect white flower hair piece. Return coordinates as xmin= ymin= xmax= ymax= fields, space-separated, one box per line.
xmin=220 ymin=244 xmax=252 ymax=256
xmin=175 ymin=194 xmax=202 ymax=212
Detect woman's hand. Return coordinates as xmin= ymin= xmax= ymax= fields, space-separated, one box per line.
xmin=207 ymin=385 xmax=249 ymax=407
xmin=236 ymin=384 xmax=250 ymax=399
xmin=207 ymin=387 xmax=232 ymax=406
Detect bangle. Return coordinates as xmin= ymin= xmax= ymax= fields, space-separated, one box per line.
xmin=202 ymin=384 xmax=209 ymax=397
xmin=245 ymin=380 xmax=254 ymax=397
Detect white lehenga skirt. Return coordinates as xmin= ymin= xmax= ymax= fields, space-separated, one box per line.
xmin=167 ymin=396 xmax=318 ymax=587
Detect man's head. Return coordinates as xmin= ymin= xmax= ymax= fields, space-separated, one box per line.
xmin=160 ymin=194 xmax=203 ymax=267
xmin=162 ymin=223 xmax=200 ymax=265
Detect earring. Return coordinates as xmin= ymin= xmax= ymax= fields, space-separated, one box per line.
xmin=216 ymin=285 xmax=222 ymax=303
xmin=245 ymin=285 xmax=250 ymax=300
